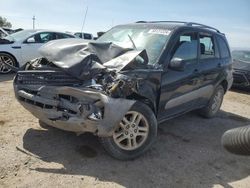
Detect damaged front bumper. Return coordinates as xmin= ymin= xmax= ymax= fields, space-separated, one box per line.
xmin=13 ymin=41 xmax=156 ymax=137
xmin=14 ymin=81 xmax=135 ymax=137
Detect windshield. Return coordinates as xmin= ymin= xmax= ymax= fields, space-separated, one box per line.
xmin=97 ymin=26 xmax=171 ymax=64
xmin=4 ymin=30 xmax=36 ymax=42
xmin=232 ymin=50 xmax=250 ymax=63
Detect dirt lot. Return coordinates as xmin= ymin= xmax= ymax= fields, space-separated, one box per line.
xmin=0 ymin=74 xmax=249 ymax=188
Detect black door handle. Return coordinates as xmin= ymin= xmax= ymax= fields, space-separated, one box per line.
xmin=193 ymin=69 xmax=199 ymax=73
xmin=217 ymin=63 xmax=222 ymax=68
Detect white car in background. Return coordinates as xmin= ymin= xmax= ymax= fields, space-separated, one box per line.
xmin=0 ymin=30 xmax=75 ymax=74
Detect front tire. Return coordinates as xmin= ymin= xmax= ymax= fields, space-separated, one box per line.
xmin=38 ymin=120 xmax=53 ymax=129
xmin=199 ymin=85 xmax=225 ymax=118
xmin=0 ymin=53 xmax=17 ymax=74
xmin=99 ymin=101 xmax=157 ymax=160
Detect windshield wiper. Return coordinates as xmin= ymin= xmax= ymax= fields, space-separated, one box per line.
xmin=128 ymin=34 xmax=137 ymax=50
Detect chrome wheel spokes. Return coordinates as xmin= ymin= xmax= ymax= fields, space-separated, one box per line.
xmin=0 ymin=55 xmax=14 ymax=73
xmin=211 ymin=90 xmax=223 ymax=112
xmin=113 ymin=111 xmax=149 ymax=151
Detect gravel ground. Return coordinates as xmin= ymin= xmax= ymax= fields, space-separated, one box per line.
xmin=0 ymin=74 xmax=250 ymax=188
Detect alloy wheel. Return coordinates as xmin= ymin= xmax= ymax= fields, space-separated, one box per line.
xmin=113 ymin=111 xmax=149 ymax=151
xmin=0 ymin=55 xmax=15 ymax=73
xmin=211 ymin=89 xmax=223 ymax=113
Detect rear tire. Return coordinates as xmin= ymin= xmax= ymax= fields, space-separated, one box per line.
xmin=99 ymin=101 xmax=157 ymax=160
xmin=199 ymin=85 xmax=224 ymax=118
xmin=0 ymin=53 xmax=17 ymax=74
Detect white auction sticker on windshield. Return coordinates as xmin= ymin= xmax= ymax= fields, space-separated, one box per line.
xmin=148 ymin=29 xmax=171 ymax=35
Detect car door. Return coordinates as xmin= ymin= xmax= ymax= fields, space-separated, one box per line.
xmin=21 ymin=32 xmax=56 ymax=63
xmin=195 ymin=32 xmax=221 ymax=106
xmin=158 ymin=31 xmax=202 ymax=121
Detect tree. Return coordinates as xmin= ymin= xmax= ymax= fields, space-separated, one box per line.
xmin=0 ymin=16 xmax=12 ymax=28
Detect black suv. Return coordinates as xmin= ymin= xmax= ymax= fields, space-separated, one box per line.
xmin=13 ymin=21 xmax=233 ymax=160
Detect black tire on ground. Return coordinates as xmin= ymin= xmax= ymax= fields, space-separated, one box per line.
xmin=222 ymin=125 xmax=250 ymax=155
xmin=199 ymin=85 xmax=225 ymax=118
xmin=99 ymin=101 xmax=157 ymax=160
xmin=0 ymin=53 xmax=17 ymax=74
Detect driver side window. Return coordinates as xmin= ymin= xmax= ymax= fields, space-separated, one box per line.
xmin=171 ymin=32 xmax=198 ymax=61
xmin=27 ymin=32 xmax=55 ymax=43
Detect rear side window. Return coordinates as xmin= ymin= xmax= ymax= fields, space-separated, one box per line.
xmin=217 ymin=36 xmax=230 ymax=58
xmin=199 ymin=34 xmax=218 ymax=59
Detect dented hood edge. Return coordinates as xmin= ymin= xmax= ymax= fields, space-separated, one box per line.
xmin=37 ymin=39 xmax=148 ymax=79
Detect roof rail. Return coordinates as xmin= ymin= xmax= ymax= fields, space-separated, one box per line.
xmin=135 ymin=21 xmax=221 ymax=33
xmin=136 ymin=21 xmax=188 ymax=24
xmin=186 ymin=22 xmax=220 ymax=33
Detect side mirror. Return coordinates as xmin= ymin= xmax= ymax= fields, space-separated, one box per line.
xmin=169 ymin=58 xmax=186 ymax=71
xmin=26 ymin=37 xmax=35 ymax=43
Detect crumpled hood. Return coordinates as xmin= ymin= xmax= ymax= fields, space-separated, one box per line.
xmin=38 ymin=39 xmax=148 ymax=80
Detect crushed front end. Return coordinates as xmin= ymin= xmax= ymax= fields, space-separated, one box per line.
xmin=14 ymin=68 xmax=140 ymax=136
xmin=13 ymin=40 xmax=160 ymax=136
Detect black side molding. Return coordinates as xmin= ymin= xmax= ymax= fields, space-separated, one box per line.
xmin=11 ymin=46 xmax=21 ymax=49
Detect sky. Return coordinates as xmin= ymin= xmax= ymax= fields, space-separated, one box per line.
xmin=1 ymin=0 xmax=250 ymax=48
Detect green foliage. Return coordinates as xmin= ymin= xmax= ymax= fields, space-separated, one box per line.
xmin=0 ymin=16 xmax=12 ymax=28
